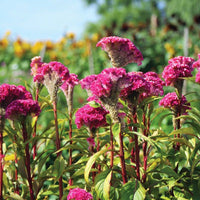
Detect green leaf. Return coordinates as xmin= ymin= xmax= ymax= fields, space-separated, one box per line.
xmin=53 ymin=156 xmax=65 ymax=183
xmin=169 ymin=127 xmax=196 ymax=137
xmin=112 ymin=123 xmax=121 ymax=145
xmin=120 ymin=179 xmax=137 ymax=200
xmin=95 ymin=169 xmax=112 ymax=199
xmin=84 ymin=147 xmax=108 ymax=184
xmin=88 ymin=101 xmax=101 ymax=108
xmin=103 ymin=170 xmax=112 ymax=200
xmin=4 ymin=193 xmax=24 ymax=200
xmin=133 ymin=182 xmax=146 ymax=200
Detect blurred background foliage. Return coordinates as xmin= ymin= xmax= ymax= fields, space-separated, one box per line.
xmin=0 ymin=0 xmax=200 ymax=85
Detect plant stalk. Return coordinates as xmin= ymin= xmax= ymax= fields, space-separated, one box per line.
xmin=53 ymin=100 xmax=63 ymax=199
xmin=21 ymin=121 xmax=34 ymax=200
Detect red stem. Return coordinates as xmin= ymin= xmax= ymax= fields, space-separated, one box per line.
xmin=68 ymin=113 xmax=73 ymax=186
xmin=0 ymin=131 xmax=3 ymax=199
xmin=21 ymin=121 xmax=34 ymax=200
xmin=119 ymin=131 xmax=127 ymax=184
xmin=14 ymin=136 xmax=19 ymax=194
xmin=33 ymin=88 xmax=39 ymax=159
xmin=53 ymin=101 xmax=63 ymax=199
xmin=110 ymin=126 xmax=114 ymax=169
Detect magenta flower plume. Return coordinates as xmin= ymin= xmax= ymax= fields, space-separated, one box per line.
xmin=120 ymin=72 xmax=150 ymax=101
xmin=162 ymin=56 xmax=195 ymax=86
xmin=159 ymin=92 xmax=190 ymax=114
xmin=195 ymin=70 xmax=200 ymax=84
xmin=90 ymin=68 xmax=127 ymax=99
xmin=67 ymin=188 xmax=93 ymax=200
xmin=33 ymin=61 xmax=70 ymax=101
xmin=142 ymin=72 xmax=165 ymax=97
xmin=30 ymin=56 xmax=44 ymax=77
xmin=61 ymin=73 xmax=79 ymax=92
xmin=192 ymin=54 xmax=200 ymax=70
xmin=5 ymin=99 xmax=41 ymax=120
xmin=75 ymin=104 xmax=108 ymax=129
xmin=0 ymin=84 xmax=32 ymax=109
xmin=96 ymin=36 xmax=143 ymax=67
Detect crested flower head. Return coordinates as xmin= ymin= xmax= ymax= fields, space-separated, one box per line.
xmin=60 ymin=73 xmax=79 ymax=92
xmin=5 ymin=99 xmax=41 ymax=120
xmin=120 ymin=72 xmax=150 ymax=101
xmin=33 ymin=61 xmax=70 ymax=101
xmin=87 ymin=137 xmax=95 ymax=148
xmin=142 ymin=71 xmax=165 ymax=97
xmin=67 ymin=188 xmax=93 ymax=200
xmin=159 ymin=92 xmax=190 ymax=114
xmin=89 ymin=67 xmax=127 ymax=99
xmin=0 ymin=84 xmax=32 ymax=109
xmin=75 ymin=104 xmax=108 ymax=129
xmin=162 ymin=56 xmax=195 ymax=86
xmin=30 ymin=56 xmax=44 ymax=76
xmin=96 ymin=36 xmax=143 ymax=67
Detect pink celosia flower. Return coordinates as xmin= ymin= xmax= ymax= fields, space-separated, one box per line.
xmin=120 ymin=72 xmax=150 ymax=100
xmin=96 ymin=36 xmax=143 ymax=67
xmin=0 ymin=84 xmax=32 ymax=109
xmin=61 ymin=73 xmax=79 ymax=92
xmin=90 ymin=68 xmax=127 ymax=98
xmin=87 ymin=137 xmax=95 ymax=148
xmin=162 ymin=56 xmax=195 ymax=86
xmin=195 ymin=70 xmax=200 ymax=83
xmin=30 ymin=56 xmax=44 ymax=76
xmin=142 ymin=72 xmax=165 ymax=97
xmin=34 ymin=61 xmax=69 ymax=83
xmin=80 ymin=75 xmax=97 ymax=96
xmin=75 ymin=104 xmax=108 ymax=129
xmin=5 ymin=99 xmax=41 ymax=120
xmin=192 ymin=54 xmax=200 ymax=70
xmin=159 ymin=92 xmax=190 ymax=114
xmin=67 ymin=188 xmax=93 ymax=200
xmin=33 ymin=61 xmax=70 ymax=101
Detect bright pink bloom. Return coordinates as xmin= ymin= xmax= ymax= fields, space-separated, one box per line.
xmin=142 ymin=72 xmax=165 ymax=97
xmin=120 ymin=72 xmax=150 ymax=100
xmin=67 ymin=188 xmax=93 ymax=200
xmin=195 ymin=70 xmax=200 ymax=83
xmin=0 ymin=84 xmax=32 ymax=109
xmin=75 ymin=104 xmax=108 ymax=129
xmin=30 ymin=56 xmax=44 ymax=76
xmin=96 ymin=36 xmax=143 ymax=67
xmin=90 ymin=68 xmax=127 ymax=98
xmin=162 ymin=56 xmax=195 ymax=86
xmin=61 ymin=73 xmax=79 ymax=92
xmin=33 ymin=61 xmax=69 ymax=83
xmin=80 ymin=75 xmax=97 ymax=90
xmin=5 ymin=99 xmax=41 ymax=120
xmin=192 ymin=54 xmax=200 ymax=70
xmin=159 ymin=92 xmax=190 ymax=114
xmin=87 ymin=137 xmax=95 ymax=148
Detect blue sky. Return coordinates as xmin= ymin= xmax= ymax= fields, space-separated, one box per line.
xmin=0 ymin=0 xmax=99 ymax=41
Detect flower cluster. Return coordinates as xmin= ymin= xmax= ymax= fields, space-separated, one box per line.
xmin=75 ymin=104 xmax=108 ymax=129
xmin=5 ymin=99 xmax=41 ymax=120
xmin=192 ymin=54 xmax=200 ymax=70
xmin=96 ymin=36 xmax=143 ymax=67
xmin=196 ymin=70 xmax=200 ymax=84
xmin=0 ymin=84 xmax=32 ymax=109
xmin=142 ymin=72 xmax=165 ymax=97
xmin=159 ymin=92 xmax=190 ymax=114
xmin=67 ymin=188 xmax=93 ymax=200
xmin=61 ymin=73 xmax=79 ymax=92
xmin=120 ymin=72 xmax=150 ymax=100
xmin=162 ymin=56 xmax=195 ymax=86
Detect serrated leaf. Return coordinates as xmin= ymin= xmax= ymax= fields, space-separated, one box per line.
xmin=84 ymin=147 xmax=108 ymax=184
